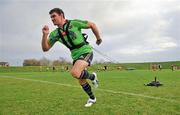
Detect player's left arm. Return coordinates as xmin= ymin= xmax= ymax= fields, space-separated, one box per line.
xmin=87 ymin=21 xmax=102 ymax=45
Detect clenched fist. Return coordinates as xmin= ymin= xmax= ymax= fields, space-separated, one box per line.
xmin=42 ymin=25 xmax=49 ymax=35
xmin=96 ymin=39 xmax=102 ymax=45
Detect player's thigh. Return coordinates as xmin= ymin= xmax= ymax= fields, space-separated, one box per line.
xmin=70 ymin=60 xmax=88 ymax=77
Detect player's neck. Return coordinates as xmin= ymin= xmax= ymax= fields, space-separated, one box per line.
xmin=58 ymin=19 xmax=66 ymax=28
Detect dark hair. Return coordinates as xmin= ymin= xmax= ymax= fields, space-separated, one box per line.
xmin=49 ymin=8 xmax=65 ymax=18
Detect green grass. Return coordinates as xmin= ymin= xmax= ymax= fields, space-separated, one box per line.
xmin=0 ymin=70 xmax=180 ymax=115
xmin=1 ymin=61 xmax=180 ymax=72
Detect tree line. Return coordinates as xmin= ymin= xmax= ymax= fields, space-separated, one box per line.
xmin=23 ymin=57 xmax=71 ymax=66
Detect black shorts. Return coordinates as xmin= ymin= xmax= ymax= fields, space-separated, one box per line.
xmin=73 ymin=52 xmax=93 ymax=66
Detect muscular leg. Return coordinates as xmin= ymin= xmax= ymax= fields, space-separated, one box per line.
xmin=79 ymin=79 xmax=95 ymax=99
xmin=70 ymin=60 xmax=95 ymax=99
xmin=70 ymin=60 xmax=95 ymax=80
xmin=70 ymin=60 xmax=88 ymax=79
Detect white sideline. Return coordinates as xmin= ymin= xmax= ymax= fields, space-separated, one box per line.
xmin=0 ymin=75 xmax=179 ymax=104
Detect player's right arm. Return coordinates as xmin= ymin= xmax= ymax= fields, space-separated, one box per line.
xmin=41 ymin=25 xmax=52 ymax=52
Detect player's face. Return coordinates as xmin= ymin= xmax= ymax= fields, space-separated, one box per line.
xmin=50 ymin=12 xmax=62 ymax=25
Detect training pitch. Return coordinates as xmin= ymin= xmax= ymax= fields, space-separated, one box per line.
xmin=0 ymin=70 xmax=180 ymax=115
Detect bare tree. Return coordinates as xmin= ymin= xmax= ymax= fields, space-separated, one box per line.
xmin=39 ymin=57 xmax=51 ymax=66
xmin=23 ymin=59 xmax=40 ymax=66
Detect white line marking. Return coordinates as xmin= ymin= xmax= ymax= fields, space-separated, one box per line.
xmin=1 ymin=76 xmax=179 ymax=104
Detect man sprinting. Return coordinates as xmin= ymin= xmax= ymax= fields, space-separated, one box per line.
xmin=41 ymin=8 xmax=102 ymax=107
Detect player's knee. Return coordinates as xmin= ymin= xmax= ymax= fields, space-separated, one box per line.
xmin=79 ymin=80 xmax=86 ymax=85
xmin=70 ymin=69 xmax=81 ymax=79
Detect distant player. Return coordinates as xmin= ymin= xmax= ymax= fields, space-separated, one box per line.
xmin=41 ymin=8 xmax=102 ymax=107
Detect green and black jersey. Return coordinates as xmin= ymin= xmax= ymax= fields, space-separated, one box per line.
xmin=48 ymin=19 xmax=92 ymax=60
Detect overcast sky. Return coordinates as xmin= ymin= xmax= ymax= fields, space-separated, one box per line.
xmin=0 ymin=0 xmax=180 ymax=66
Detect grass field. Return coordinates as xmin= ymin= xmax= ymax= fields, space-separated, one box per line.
xmin=0 ymin=70 xmax=180 ymax=115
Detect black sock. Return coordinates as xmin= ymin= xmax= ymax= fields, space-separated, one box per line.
xmin=81 ymin=83 xmax=95 ymax=99
xmin=80 ymin=70 xmax=95 ymax=80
